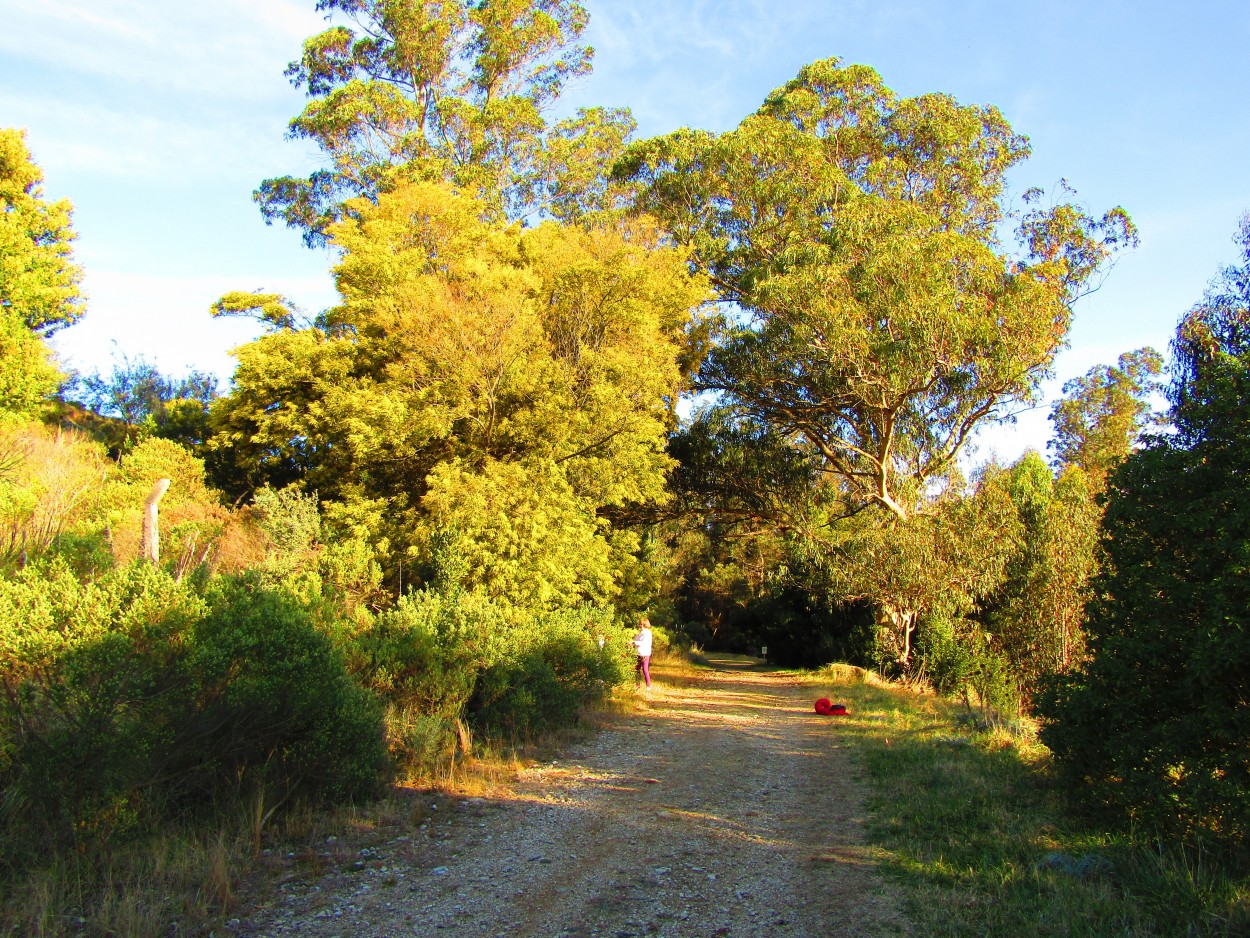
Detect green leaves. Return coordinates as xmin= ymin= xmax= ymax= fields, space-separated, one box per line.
xmin=1016 ymin=184 xmax=1140 ymax=304
xmin=0 ymin=128 xmax=84 ymax=336
xmin=0 ymin=305 xmax=61 ymax=416
xmin=1049 ymin=347 xmax=1163 ymax=485
xmin=758 ymin=58 xmax=1029 ymax=240
xmin=214 ymin=181 xmax=706 ymax=609
xmin=257 ymin=0 xmax=622 ymax=243
xmin=623 ymin=57 xmax=1133 ymax=524
xmin=621 ymin=57 xmax=1136 ymax=675
xmin=1040 ymin=214 xmax=1250 ymax=848
xmin=423 ymin=457 xmax=614 ymax=609
xmin=211 ymin=290 xmax=303 ymax=331
xmin=0 ymin=128 xmax=79 ymax=415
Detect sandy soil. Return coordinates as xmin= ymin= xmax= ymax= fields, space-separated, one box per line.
xmin=234 ymin=654 xmax=910 ymax=938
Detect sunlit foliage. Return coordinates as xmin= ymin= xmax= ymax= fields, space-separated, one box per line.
xmin=213 ymin=181 xmax=707 ymax=608
xmin=258 ymin=0 xmax=635 ymax=243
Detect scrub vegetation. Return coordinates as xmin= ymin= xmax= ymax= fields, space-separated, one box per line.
xmin=1 ymin=2 xmax=1247 ymax=934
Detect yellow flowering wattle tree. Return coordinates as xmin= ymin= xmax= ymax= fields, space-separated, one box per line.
xmin=212 ymin=181 xmax=708 ymax=609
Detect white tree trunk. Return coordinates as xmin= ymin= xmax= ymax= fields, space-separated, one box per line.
xmin=879 ymin=603 xmax=918 ymax=669
xmin=141 ymin=478 xmax=171 ymax=564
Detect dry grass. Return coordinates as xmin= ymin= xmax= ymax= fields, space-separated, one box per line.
xmin=0 ymin=826 xmax=255 ymax=938
xmin=0 ymin=722 xmax=553 ymax=938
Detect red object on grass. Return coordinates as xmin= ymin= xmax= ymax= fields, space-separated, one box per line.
xmin=814 ymin=698 xmax=849 ymax=716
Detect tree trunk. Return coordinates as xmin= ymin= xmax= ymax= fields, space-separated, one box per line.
xmin=879 ymin=603 xmax=918 ymax=670
xmin=141 ymin=478 xmax=171 ymax=564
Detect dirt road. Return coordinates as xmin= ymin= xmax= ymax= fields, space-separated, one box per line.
xmin=239 ymin=654 xmax=909 ymax=938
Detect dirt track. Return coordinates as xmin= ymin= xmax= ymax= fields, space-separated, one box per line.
xmin=238 ymin=654 xmax=909 ymax=938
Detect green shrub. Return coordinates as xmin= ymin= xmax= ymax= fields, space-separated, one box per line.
xmin=385 ymin=708 xmax=462 ymax=777
xmin=44 ymin=529 xmax=115 ymax=578
xmin=0 ymin=563 xmax=386 ymax=872
xmin=172 ymin=576 xmax=387 ymax=808
xmin=348 ymin=588 xmax=510 ymax=774
xmin=350 ymin=589 xmax=630 ymax=762
xmin=467 ymin=606 xmax=627 ymax=739
xmin=916 ymin=610 xmax=1021 ymax=720
xmin=0 ymin=561 xmax=206 ymax=862
xmin=1039 ymin=223 xmax=1250 ymax=850
xmin=354 ymin=589 xmax=506 ymax=715
xmin=913 ymin=609 xmax=974 ymax=695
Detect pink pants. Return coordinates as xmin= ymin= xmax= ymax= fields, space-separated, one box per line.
xmin=635 ymin=655 xmax=651 ymax=687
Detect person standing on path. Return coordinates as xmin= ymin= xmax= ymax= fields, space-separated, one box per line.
xmin=631 ymin=617 xmax=654 ymax=688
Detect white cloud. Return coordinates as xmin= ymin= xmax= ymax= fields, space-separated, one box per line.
xmin=0 ymin=0 xmax=320 ymax=101
xmin=0 ymin=89 xmax=303 ymax=181
xmin=0 ymin=0 xmax=331 ymax=187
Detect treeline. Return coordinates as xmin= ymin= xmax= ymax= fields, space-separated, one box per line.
xmin=1 ymin=0 xmax=1246 ymax=893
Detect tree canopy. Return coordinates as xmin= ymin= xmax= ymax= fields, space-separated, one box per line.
xmin=0 ymin=129 xmax=77 ymax=415
xmin=258 ymin=0 xmax=635 ymax=244
xmin=0 ymin=307 xmax=61 ymax=417
xmin=1049 ymin=346 xmax=1162 ymax=485
xmin=620 ymin=58 xmax=1136 ymax=523
xmin=213 ymin=181 xmax=707 ymax=607
xmin=0 ymin=128 xmax=84 ymax=335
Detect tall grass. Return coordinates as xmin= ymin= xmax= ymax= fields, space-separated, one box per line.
xmin=0 ymin=825 xmax=252 ymax=938
xmin=807 ymin=666 xmax=1250 ymax=936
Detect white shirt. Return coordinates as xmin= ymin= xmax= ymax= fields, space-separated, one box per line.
xmin=632 ymin=627 xmax=653 ymax=657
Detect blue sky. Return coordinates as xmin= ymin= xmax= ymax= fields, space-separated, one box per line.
xmin=5 ymin=0 xmax=1248 ymax=462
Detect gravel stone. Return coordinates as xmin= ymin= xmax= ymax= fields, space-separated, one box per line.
xmin=235 ymin=658 xmax=909 ymax=937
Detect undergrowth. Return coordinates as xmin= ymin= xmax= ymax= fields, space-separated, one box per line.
xmin=0 ymin=664 xmax=642 ymax=938
xmin=807 ymin=664 xmax=1250 ymax=937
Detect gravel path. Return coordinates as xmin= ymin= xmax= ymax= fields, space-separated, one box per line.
xmin=236 ymin=655 xmax=909 ymax=938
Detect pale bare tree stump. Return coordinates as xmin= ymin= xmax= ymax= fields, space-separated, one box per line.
xmin=141 ymin=478 xmax=171 ymax=564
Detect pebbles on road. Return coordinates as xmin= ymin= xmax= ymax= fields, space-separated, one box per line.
xmin=235 ymin=656 xmax=909 ymax=938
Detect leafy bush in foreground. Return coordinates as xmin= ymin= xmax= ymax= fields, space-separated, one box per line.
xmin=468 ymin=605 xmax=627 ymax=739
xmin=352 ymin=589 xmax=629 ymax=768
xmin=0 ymin=563 xmax=385 ymax=871
xmin=180 ymin=577 xmax=386 ymax=806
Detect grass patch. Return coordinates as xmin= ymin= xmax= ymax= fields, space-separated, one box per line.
xmin=807 ymin=665 xmax=1250 ymax=937
xmin=0 ymin=826 xmax=251 ymax=937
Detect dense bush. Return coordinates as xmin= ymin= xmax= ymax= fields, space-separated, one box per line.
xmin=1040 ymin=447 xmax=1250 ymax=844
xmin=355 ymin=589 xmax=506 ymax=713
xmin=350 ymin=588 xmax=501 ymax=773
xmin=1040 ymin=218 xmax=1250 ymax=849
xmin=915 ymin=610 xmax=1020 ymax=719
xmin=1040 ymin=435 xmax=1250 ymax=846
xmin=468 ymin=606 xmax=627 ymax=739
xmin=0 ymin=563 xmax=385 ymax=871
xmin=0 ymin=561 xmax=204 ymax=861
xmin=352 ymin=589 xmax=628 ymax=762
xmin=175 ymin=577 xmax=386 ymax=806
